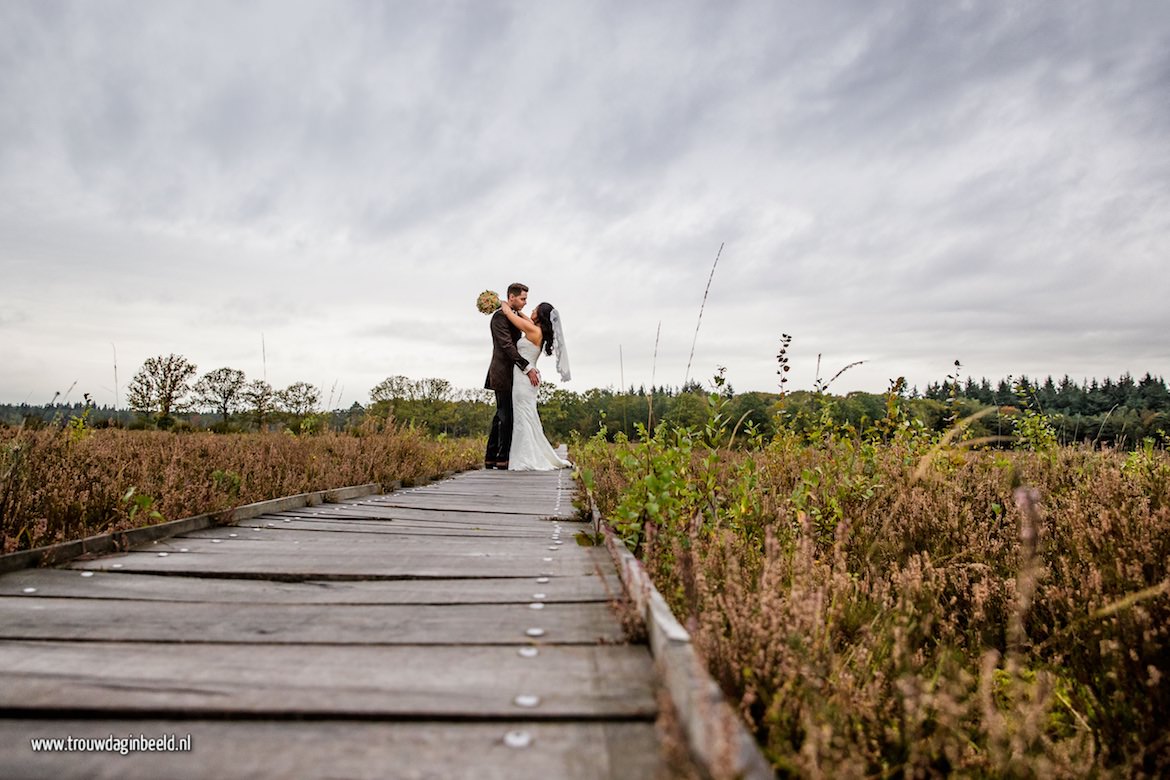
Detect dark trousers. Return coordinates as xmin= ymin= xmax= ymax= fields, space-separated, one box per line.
xmin=485 ymin=387 xmax=513 ymax=465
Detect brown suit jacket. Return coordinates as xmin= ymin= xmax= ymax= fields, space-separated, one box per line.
xmin=484 ymin=309 xmax=530 ymax=391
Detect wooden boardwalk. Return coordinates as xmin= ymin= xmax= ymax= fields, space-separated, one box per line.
xmin=0 ymin=465 xmax=667 ymax=778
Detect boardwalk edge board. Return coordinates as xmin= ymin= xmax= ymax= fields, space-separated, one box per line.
xmin=0 ymin=481 xmax=400 ymax=575
xmin=585 ymin=483 xmax=774 ymax=780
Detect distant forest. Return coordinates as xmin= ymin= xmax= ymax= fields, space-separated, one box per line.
xmin=913 ymin=371 xmax=1170 ymax=448
xmin=921 ymin=372 xmax=1170 ymax=417
xmin=3 ymin=370 xmax=1167 ymax=449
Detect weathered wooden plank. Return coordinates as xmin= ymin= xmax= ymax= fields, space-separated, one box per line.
xmin=430 ymin=469 xmax=574 ymax=481
xmin=278 ymin=506 xmax=575 ymax=526
xmin=380 ymin=487 xmax=573 ymax=500
xmin=282 ymin=505 xmax=576 ymax=522
xmin=148 ymin=532 xmax=587 ymax=555
xmin=372 ymin=499 xmax=578 ymax=518
xmin=400 ymin=480 xmax=574 ymax=489
xmin=387 ymin=487 xmax=577 ymax=499
xmin=402 ymin=476 xmax=573 ymax=486
xmin=212 ymin=518 xmax=560 ymax=538
xmin=223 ymin=521 xmax=550 ymax=539
xmin=383 ymin=487 xmax=572 ymax=500
xmin=66 ymin=548 xmax=612 ymax=579
xmin=0 ymin=598 xmax=628 ymax=644
xmin=1 ymin=569 xmax=621 ymax=604
xmin=371 ymin=481 xmax=578 ymax=515
xmin=0 ymin=720 xmax=662 ymax=780
xmin=393 ymin=472 xmax=575 ymax=491
xmin=0 ymin=641 xmax=656 ymax=718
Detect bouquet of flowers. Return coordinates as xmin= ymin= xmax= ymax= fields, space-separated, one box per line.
xmin=476 ymin=289 xmax=501 ymax=315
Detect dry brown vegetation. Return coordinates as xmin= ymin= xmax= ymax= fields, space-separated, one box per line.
xmin=578 ymin=425 xmax=1170 ymax=777
xmin=1 ymin=425 xmax=481 ymax=553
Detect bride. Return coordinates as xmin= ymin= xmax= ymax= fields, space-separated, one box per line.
xmin=499 ymin=302 xmax=572 ymax=471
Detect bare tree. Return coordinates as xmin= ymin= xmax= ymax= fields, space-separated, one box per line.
xmin=276 ymin=382 xmax=320 ymax=417
xmin=370 ymin=375 xmax=416 ymax=403
xmin=370 ymin=376 xmax=453 ymax=404
xmin=194 ymin=367 xmax=247 ymax=427
xmin=417 ymin=378 xmax=453 ymax=403
xmin=126 ymin=354 xmax=197 ymax=428
xmin=241 ymin=379 xmax=276 ymax=430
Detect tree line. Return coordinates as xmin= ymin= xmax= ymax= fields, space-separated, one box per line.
xmin=3 ymin=353 xmax=1167 ymax=448
xmin=922 ymin=371 xmax=1170 ymax=416
xmin=123 ymin=354 xmax=328 ymax=431
xmin=2 ymin=354 xmax=328 ymax=433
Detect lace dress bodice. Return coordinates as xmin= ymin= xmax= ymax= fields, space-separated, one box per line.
xmin=516 ymin=336 xmax=541 ymax=365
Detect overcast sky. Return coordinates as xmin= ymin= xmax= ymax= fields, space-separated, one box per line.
xmin=2 ymin=1 xmax=1168 ymax=409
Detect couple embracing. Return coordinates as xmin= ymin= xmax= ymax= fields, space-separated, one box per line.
xmin=483 ymin=282 xmax=572 ymax=471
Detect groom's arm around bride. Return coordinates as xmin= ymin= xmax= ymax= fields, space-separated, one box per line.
xmin=483 ymin=282 xmax=538 ymax=469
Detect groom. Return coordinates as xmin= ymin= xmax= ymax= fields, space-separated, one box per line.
xmin=484 ymin=282 xmax=540 ymax=469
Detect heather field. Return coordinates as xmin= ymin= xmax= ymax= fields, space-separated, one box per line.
xmin=576 ymin=398 xmax=1170 ymax=777
xmin=0 ymin=425 xmax=481 ymax=554
xmin=4 ymin=392 xmax=1168 ymax=776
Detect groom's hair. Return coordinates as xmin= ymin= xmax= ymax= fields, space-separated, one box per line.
xmin=507 ymin=282 xmax=528 ymax=298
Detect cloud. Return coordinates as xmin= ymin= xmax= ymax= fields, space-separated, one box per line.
xmin=1 ymin=1 xmax=1168 ymax=407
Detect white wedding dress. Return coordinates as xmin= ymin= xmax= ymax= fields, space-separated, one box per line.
xmin=509 ymin=335 xmax=572 ymax=471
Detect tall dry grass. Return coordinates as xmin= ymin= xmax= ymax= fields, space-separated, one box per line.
xmin=579 ymin=431 xmax=1170 ymax=777
xmin=1 ymin=425 xmax=482 ymax=553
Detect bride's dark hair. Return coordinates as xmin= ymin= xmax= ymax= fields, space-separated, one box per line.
xmin=534 ymin=302 xmax=555 ymax=356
